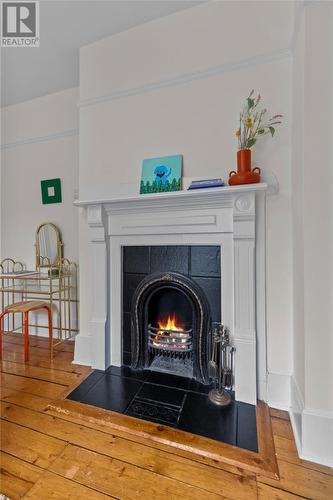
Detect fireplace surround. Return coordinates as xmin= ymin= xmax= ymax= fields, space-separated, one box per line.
xmin=74 ymin=183 xmax=270 ymax=405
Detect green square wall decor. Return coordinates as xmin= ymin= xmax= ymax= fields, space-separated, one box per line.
xmin=41 ymin=178 xmax=62 ymax=204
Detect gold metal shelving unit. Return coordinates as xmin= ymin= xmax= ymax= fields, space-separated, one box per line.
xmin=0 ymin=224 xmax=79 ymax=348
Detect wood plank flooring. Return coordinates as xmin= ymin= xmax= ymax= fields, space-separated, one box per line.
xmin=1 ymin=333 xmax=332 ymax=499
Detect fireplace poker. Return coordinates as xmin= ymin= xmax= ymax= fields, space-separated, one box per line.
xmin=208 ymin=325 xmax=218 ymax=379
xmin=208 ymin=324 xmax=234 ymax=407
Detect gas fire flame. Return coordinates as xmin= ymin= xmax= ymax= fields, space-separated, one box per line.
xmin=157 ymin=313 xmax=184 ymax=332
xmin=153 ymin=313 xmax=187 ymax=349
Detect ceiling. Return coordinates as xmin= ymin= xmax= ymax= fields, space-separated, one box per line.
xmin=1 ymin=0 xmax=202 ymax=107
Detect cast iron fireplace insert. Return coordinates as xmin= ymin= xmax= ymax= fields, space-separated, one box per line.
xmin=131 ymin=271 xmax=211 ymax=384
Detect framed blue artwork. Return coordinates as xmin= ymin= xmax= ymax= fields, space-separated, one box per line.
xmin=140 ymin=155 xmax=182 ymax=194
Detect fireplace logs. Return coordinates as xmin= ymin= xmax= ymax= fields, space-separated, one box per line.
xmin=148 ymin=323 xmax=192 ymax=355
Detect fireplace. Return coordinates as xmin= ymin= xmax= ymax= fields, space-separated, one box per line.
xmin=74 ymin=185 xmax=268 ymax=405
xmin=123 ymin=246 xmax=221 ymax=384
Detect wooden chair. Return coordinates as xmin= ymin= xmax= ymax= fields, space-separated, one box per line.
xmin=0 ymin=301 xmax=53 ymax=361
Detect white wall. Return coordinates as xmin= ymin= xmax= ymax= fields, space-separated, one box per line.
xmin=0 ymin=107 xmax=2 ymax=259
xmin=290 ymin=2 xmax=333 ymax=467
xmin=1 ymin=0 xmax=330 ymax=467
xmin=77 ymin=1 xmax=294 ymax=403
xmin=1 ymin=88 xmax=79 ymax=268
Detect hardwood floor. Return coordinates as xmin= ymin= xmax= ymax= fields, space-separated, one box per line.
xmin=1 ymin=333 xmax=332 ymax=499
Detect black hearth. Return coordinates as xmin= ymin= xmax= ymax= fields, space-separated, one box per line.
xmin=122 ymin=246 xmax=221 ymax=383
xmin=67 ymin=366 xmax=258 ymax=452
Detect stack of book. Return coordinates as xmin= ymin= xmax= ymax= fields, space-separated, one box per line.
xmin=187 ymin=178 xmax=225 ymax=190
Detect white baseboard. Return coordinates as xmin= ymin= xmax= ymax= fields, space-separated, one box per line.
xmin=301 ymin=409 xmax=333 ymax=468
xmin=289 ymin=376 xmax=304 ymax=456
xmin=289 ymin=375 xmax=333 ymax=468
xmin=257 ymin=378 xmax=268 ymax=402
xmin=267 ymin=372 xmax=291 ymax=410
xmin=73 ymin=333 xmax=92 ymax=367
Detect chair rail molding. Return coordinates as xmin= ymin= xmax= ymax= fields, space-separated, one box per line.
xmin=78 ymin=49 xmax=291 ymax=109
xmin=1 ymin=128 xmax=79 ymax=150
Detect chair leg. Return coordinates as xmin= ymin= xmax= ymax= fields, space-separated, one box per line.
xmin=0 ymin=311 xmax=7 ymax=361
xmin=45 ymin=305 xmax=53 ymax=359
xmin=24 ymin=311 xmax=29 ymax=362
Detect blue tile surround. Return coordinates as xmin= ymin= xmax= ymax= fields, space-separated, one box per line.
xmin=67 ymin=366 xmax=258 ymax=452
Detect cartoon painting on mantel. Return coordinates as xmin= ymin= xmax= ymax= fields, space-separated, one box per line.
xmin=140 ymin=155 xmax=182 ymax=194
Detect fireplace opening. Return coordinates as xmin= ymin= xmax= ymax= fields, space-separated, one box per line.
xmin=148 ymin=288 xmax=192 ymax=353
xmin=122 ymin=246 xmax=221 ymax=384
xmin=149 ymin=312 xmax=192 ymax=354
xmin=146 ymin=286 xmax=194 ymax=378
xmin=131 ymin=271 xmax=212 ymax=383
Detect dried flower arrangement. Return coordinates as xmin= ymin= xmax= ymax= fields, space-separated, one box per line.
xmin=235 ymin=90 xmax=283 ymax=150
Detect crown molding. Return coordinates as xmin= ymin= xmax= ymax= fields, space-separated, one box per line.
xmin=303 ymin=407 xmax=333 ymax=419
xmin=78 ymin=48 xmax=291 ymax=109
xmin=1 ymin=128 xmax=79 ymax=150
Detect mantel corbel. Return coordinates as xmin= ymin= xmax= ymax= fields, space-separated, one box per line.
xmin=87 ymin=204 xmax=107 ymax=243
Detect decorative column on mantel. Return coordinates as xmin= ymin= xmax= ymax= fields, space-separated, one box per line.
xmin=86 ymin=203 xmax=109 ymax=370
xmin=74 ymin=182 xmax=276 ymax=405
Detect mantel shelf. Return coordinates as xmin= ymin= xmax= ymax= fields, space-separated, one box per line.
xmin=74 ymin=182 xmax=269 ymax=208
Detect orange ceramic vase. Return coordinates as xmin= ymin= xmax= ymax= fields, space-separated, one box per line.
xmin=229 ymin=149 xmax=261 ymax=185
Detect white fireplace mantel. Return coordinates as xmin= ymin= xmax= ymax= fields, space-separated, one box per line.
xmin=74 ymin=182 xmax=270 ymax=405
xmin=74 ymin=182 xmax=268 ymax=209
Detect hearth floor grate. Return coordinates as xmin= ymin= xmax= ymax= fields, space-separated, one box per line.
xmin=125 ymin=397 xmax=183 ymax=426
xmin=149 ymin=355 xmax=193 ymax=379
